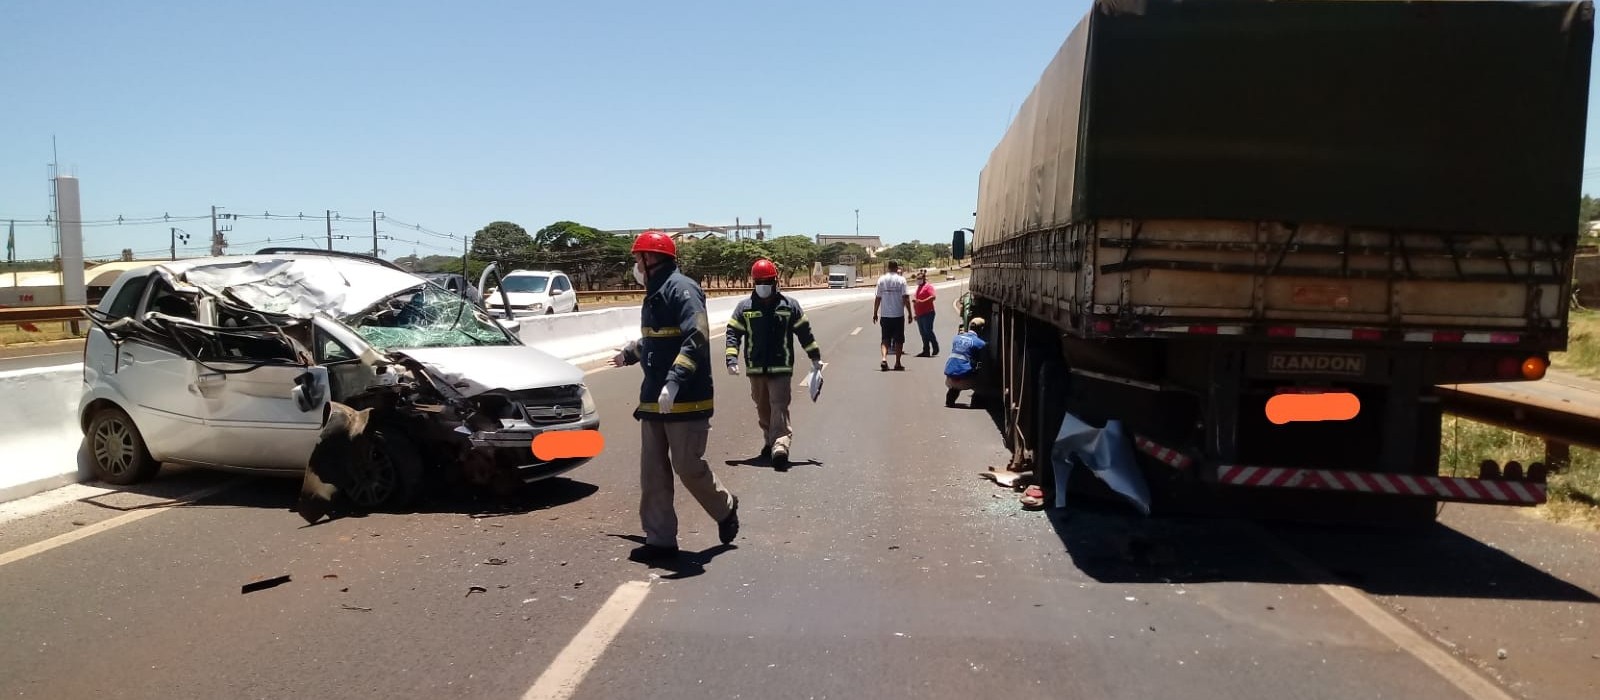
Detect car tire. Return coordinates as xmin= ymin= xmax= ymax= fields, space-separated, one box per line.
xmin=345 ymin=422 xmax=424 ymax=512
xmin=87 ymin=406 xmax=161 ymax=486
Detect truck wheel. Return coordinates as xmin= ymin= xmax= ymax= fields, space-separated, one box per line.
xmin=345 ymin=422 xmax=424 ymax=512
xmin=1033 ymin=359 xmax=1068 ymax=506
xmin=87 ymin=406 xmax=161 ymax=486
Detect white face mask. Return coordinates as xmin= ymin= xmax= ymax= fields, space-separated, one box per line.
xmin=632 ymin=262 xmax=648 ymax=286
xmin=755 ymin=284 xmax=775 ymax=299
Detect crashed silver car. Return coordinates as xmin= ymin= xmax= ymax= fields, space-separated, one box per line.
xmin=78 ymin=250 xmax=601 ymax=515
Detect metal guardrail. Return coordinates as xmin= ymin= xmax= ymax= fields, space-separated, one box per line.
xmin=0 ymin=305 xmax=88 ymax=324
xmin=1437 ymin=374 xmax=1600 ymax=469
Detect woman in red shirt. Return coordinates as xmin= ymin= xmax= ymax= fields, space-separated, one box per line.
xmin=912 ymin=270 xmax=939 ymax=357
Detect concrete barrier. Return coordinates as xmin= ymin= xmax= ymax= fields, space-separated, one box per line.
xmin=0 ymin=365 xmax=92 ymax=504
xmin=0 ymin=282 xmax=968 ymax=505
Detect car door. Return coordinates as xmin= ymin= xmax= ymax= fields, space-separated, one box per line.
xmin=552 ymin=275 xmax=576 ymax=312
xmin=109 ymin=276 xmax=228 ymax=467
xmin=196 ymin=360 xmax=329 ymax=472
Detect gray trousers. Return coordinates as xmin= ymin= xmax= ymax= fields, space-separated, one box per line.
xmin=749 ymin=375 xmax=794 ymax=451
xmin=640 ymin=418 xmax=735 ymax=549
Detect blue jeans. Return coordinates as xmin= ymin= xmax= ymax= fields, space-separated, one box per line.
xmin=915 ymin=312 xmax=939 ymax=355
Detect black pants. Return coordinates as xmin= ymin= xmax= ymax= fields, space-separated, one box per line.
xmin=915 ymin=313 xmax=939 ymax=355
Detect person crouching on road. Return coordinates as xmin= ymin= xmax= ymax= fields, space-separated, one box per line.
xmin=725 ymin=258 xmax=823 ymax=471
xmin=943 ymin=317 xmax=988 ymax=407
xmin=608 ymin=230 xmax=740 ymax=561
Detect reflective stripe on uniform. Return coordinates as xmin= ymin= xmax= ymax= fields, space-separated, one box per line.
xmin=725 ymin=346 xmax=740 ymax=357
xmin=638 ymin=398 xmax=715 ymax=413
xmin=727 ymin=316 xmax=747 ymax=332
xmin=642 ymin=326 xmax=682 ymax=338
xmin=803 ymin=341 xmax=819 ymax=353
xmin=674 ymin=355 xmax=697 ymax=371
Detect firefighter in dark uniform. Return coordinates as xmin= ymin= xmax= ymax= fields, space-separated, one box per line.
xmin=609 ymin=231 xmax=739 ymax=559
xmin=725 ymin=258 xmax=823 ymax=471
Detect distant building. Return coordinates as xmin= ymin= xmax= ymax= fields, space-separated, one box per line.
xmin=814 ymin=234 xmax=884 ymax=253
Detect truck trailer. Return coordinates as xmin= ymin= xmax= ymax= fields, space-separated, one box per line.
xmin=961 ymin=0 xmax=1594 ymax=521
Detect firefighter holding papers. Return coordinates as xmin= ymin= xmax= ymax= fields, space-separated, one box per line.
xmin=725 ymin=258 xmax=823 ymax=471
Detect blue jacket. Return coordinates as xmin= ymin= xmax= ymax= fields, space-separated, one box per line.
xmin=943 ymin=330 xmax=986 ymax=377
xmin=725 ymin=293 xmax=821 ymax=376
xmin=620 ymin=262 xmax=714 ymax=422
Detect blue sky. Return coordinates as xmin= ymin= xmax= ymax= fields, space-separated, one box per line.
xmin=4 ymin=0 xmax=1600 ymax=262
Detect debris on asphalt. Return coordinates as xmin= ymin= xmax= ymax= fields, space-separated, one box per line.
xmin=323 ymin=574 xmax=339 ymax=580
xmin=339 ymin=604 xmax=373 ymax=612
xmin=1497 ymin=649 xmax=1509 ymax=660
xmin=71 ymin=520 xmax=86 ymax=527
xmin=574 ymin=580 xmax=585 ymax=588
xmin=484 ymin=558 xmax=508 ymax=566
xmin=466 ymin=585 xmax=488 ymax=597
xmin=241 ymin=575 xmax=292 ymax=594
xmin=888 ymin=546 xmax=900 ymax=550
xmin=523 ymin=598 xmax=537 ymax=604
xmin=340 ymin=587 xmax=349 ymax=593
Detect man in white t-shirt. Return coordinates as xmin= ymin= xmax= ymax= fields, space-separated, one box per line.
xmin=871 ymin=260 xmax=913 ymax=371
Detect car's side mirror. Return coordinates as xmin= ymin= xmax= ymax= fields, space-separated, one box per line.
xmin=293 ymin=371 xmax=327 ymax=412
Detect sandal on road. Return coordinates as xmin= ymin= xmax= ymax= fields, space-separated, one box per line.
xmin=1020 ymin=485 xmax=1045 ymax=510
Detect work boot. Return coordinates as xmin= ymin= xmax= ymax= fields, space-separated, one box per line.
xmin=772 ymin=445 xmax=790 ymax=472
xmin=719 ymin=495 xmax=741 ymax=545
xmin=946 ymin=388 xmax=961 ymax=407
xmin=629 ymin=543 xmax=680 ymax=563
xmin=760 ymin=444 xmax=772 ymax=460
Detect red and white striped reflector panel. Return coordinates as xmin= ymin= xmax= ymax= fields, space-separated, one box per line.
xmin=1217 ymin=465 xmax=1546 ymax=505
xmin=1402 ymin=331 xmax=1522 ymax=344
xmin=1133 ymin=436 xmax=1193 ymax=470
xmin=1145 ymin=325 xmax=1244 ymax=336
xmin=1267 ymin=327 xmax=1385 ymax=341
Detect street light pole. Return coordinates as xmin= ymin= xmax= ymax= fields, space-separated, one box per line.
xmin=170 ymin=227 xmax=190 ymax=260
xmin=855 ymin=209 xmax=859 ymax=236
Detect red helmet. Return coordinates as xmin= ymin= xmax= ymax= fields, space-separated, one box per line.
xmin=751 ymin=258 xmax=779 ymax=281
xmin=631 ymin=230 xmax=676 ymax=258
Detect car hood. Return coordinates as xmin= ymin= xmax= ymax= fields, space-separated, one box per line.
xmin=396 ymin=345 xmax=585 ymax=396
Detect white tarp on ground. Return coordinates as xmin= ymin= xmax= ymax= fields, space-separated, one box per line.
xmin=1050 ymin=411 xmax=1152 ymax=515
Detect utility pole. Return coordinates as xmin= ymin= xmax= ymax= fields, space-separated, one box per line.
xmin=855 ymin=209 xmax=860 ymax=236
xmin=170 ymin=227 xmax=189 ymax=261
xmin=326 ymin=210 xmax=333 ymax=251
xmin=210 ymin=206 xmax=227 ymax=256
xmin=462 ymin=234 xmax=470 ymax=274
xmin=372 ymin=211 xmax=382 ymax=257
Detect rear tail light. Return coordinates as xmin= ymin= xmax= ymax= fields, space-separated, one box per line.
xmin=1267 ymin=327 xmax=1295 ymax=338
xmin=1091 ymin=320 xmax=1112 ymax=333
xmin=1521 ymin=356 xmax=1549 ymax=381
xmin=1352 ymin=329 xmax=1384 ymax=341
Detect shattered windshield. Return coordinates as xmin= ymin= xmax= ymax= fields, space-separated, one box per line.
xmin=346 ymin=284 xmax=515 ymax=350
xmin=501 ymin=275 xmax=549 ymax=293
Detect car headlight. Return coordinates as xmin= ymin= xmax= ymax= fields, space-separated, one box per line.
xmin=580 ymin=386 xmax=597 ymax=416
xmin=530 ymin=302 xmax=545 ymax=311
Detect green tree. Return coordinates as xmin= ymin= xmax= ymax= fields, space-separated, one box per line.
xmin=1582 ymin=195 xmax=1600 ymax=235
xmin=723 ymin=240 xmax=774 ymax=285
xmin=765 ymin=235 xmax=819 ymax=283
xmin=470 ymin=221 xmax=534 ymax=264
xmin=677 ymin=236 xmax=727 ymax=284
xmin=818 ymin=242 xmax=848 ymax=266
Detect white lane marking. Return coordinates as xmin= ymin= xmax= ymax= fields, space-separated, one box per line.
xmin=850 ymin=327 xmax=862 ymax=336
xmin=522 ymin=580 xmax=653 ymax=700
xmin=0 ymin=483 xmax=117 ymax=528
xmin=0 ymin=480 xmax=238 ymax=569
xmin=1260 ymin=534 xmax=1515 ymax=700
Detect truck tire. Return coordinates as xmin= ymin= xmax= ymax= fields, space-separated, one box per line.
xmin=1033 ymin=358 xmax=1069 ymax=507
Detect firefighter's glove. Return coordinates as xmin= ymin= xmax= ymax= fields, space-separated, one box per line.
xmin=657 ymin=382 xmax=679 ymax=414
xmin=727 ymin=359 xmax=741 ymax=376
xmin=811 ymin=359 xmax=824 ymax=374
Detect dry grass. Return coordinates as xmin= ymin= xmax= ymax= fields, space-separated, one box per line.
xmin=1440 ymin=415 xmax=1600 ymax=529
xmin=0 ymin=321 xmax=85 ymax=346
xmin=1551 ymin=309 xmax=1600 ymax=379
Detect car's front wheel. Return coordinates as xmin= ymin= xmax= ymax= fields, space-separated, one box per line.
xmin=87 ymin=406 xmax=161 ymax=485
xmin=344 ymin=422 xmax=423 ymax=511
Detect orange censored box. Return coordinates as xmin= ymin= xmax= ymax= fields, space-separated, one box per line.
xmin=531 ymin=430 xmax=605 ymax=460
xmin=1265 ymin=392 xmax=1360 ymax=425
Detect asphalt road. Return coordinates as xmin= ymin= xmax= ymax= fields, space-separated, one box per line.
xmin=1 ymin=298 xmax=1597 ymax=700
